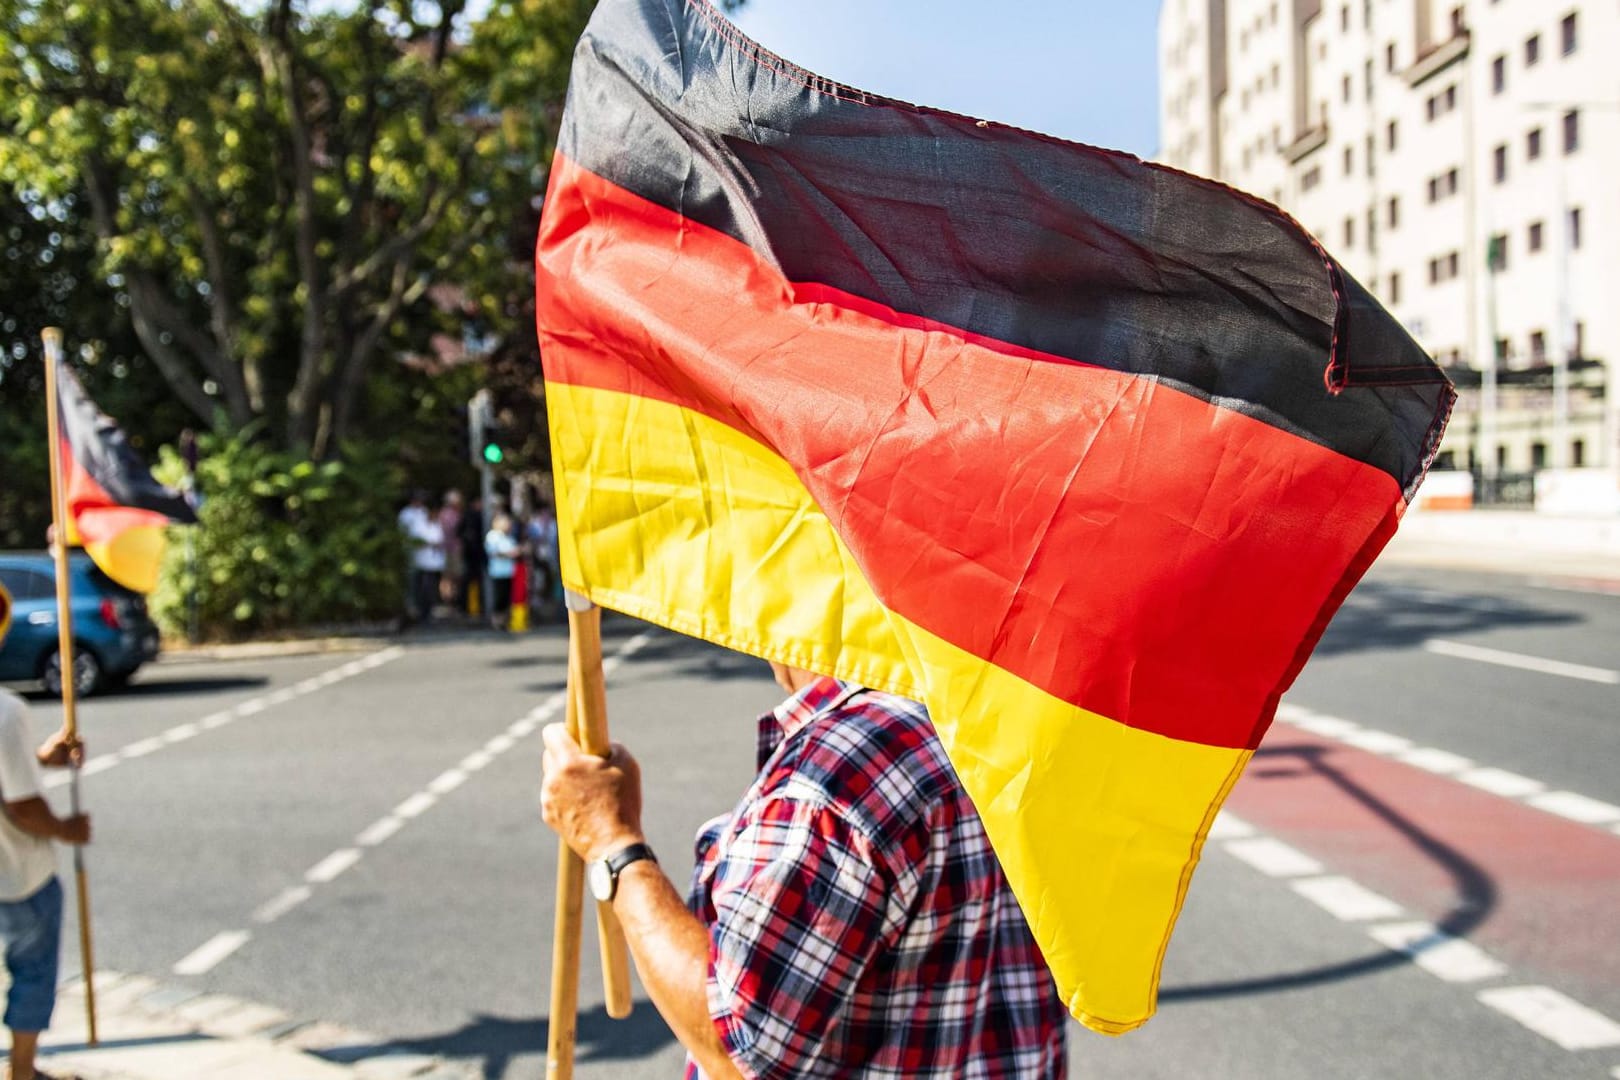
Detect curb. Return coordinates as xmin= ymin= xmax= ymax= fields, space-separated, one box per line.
xmin=43 ymin=972 xmax=476 ymax=1080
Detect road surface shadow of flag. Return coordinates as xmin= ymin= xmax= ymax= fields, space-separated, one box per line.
xmin=55 ymin=358 xmax=196 ymax=593
xmin=535 ymin=0 xmax=1454 ymax=1036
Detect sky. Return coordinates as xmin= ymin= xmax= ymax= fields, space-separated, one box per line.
xmin=724 ymin=1 xmax=1162 ymax=159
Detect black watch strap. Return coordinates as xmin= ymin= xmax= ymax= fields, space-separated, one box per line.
xmin=605 ymin=841 xmax=657 ymax=882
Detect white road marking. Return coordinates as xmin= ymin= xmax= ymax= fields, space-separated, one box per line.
xmin=1291 ymin=715 xmax=1361 ymax=738
xmin=1527 ymin=791 xmax=1620 ymax=826
xmin=1459 ymin=767 xmax=1546 ymax=799
xmin=1205 ymin=813 xmax=1256 ymax=840
xmin=1396 ymin=747 xmax=1474 ymax=774
xmin=1424 ymin=639 xmax=1620 ymax=685
xmin=394 ymin=792 xmax=437 ymax=819
xmin=355 ymin=817 xmax=404 ymax=847
xmin=1223 ymin=837 xmax=1324 ymax=877
xmin=253 ymin=886 xmax=313 ymax=924
xmin=1291 ymin=876 xmax=1405 ymax=921
xmin=166 ymin=631 xmax=656 ymax=979
xmin=304 ymin=848 xmax=362 ymax=884
xmin=427 ymin=768 xmax=468 ymax=795
xmin=120 ymin=737 xmax=164 ymax=759
xmin=1477 ymin=986 xmax=1620 ymax=1051
xmin=1369 ymin=922 xmax=1508 ymax=983
xmin=1278 ymin=704 xmax=1616 ymax=834
xmin=173 ymin=931 xmax=251 ymax=976
xmin=1341 ymin=729 xmax=1414 ymax=755
xmin=43 ymin=646 xmax=405 ymax=790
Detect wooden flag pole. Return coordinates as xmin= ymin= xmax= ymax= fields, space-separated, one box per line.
xmin=546 ymin=591 xmax=634 ymax=1077
xmin=41 ymin=328 xmax=99 ymax=1046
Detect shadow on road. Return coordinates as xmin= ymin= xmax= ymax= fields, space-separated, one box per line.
xmin=1161 ymin=741 xmax=1496 ymax=1003
xmin=1313 ymin=578 xmax=1580 ymax=659
xmin=396 ymin=1001 xmax=676 ymax=1078
xmin=20 ymin=674 xmax=271 ymax=702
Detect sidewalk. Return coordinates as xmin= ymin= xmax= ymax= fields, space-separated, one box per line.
xmin=1381 ymin=509 xmax=1620 ymax=584
xmin=39 ymin=973 xmax=473 ymax=1080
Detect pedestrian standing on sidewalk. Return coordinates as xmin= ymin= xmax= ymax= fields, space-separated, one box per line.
xmin=540 ymin=659 xmax=1067 ymax=1079
xmin=484 ymin=513 xmax=519 ymax=628
xmin=438 ymin=490 xmax=465 ymax=614
xmin=0 ymin=584 xmax=91 ymax=1080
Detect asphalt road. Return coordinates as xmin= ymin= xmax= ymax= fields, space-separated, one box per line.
xmin=12 ymin=563 xmax=1619 ymax=1079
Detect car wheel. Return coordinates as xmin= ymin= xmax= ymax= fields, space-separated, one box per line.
xmin=40 ymin=647 xmax=104 ymax=698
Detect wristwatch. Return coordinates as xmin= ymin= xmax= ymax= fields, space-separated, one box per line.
xmin=588 ymin=842 xmax=657 ymax=902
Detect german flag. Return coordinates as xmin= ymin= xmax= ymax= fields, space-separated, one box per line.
xmin=536 ymin=0 xmax=1454 ymax=1035
xmin=55 ymin=358 xmax=196 ymax=593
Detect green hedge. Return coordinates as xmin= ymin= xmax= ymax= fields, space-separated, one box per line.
xmin=151 ymin=433 xmax=407 ymax=640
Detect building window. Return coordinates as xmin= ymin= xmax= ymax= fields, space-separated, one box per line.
xmin=1429 ymin=252 xmax=1463 ymax=284
xmin=1496 ymin=445 xmax=1509 ymax=471
xmin=1341 ymin=4 xmax=1349 ymax=31
xmin=1445 ymin=168 xmax=1459 ymax=196
xmin=1444 ymin=85 xmax=1457 ymax=112
xmin=1448 ymin=252 xmax=1460 ymax=278
xmin=1344 ymin=217 xmax=1355 ymax=248
xmin=1427 ymin=96 xmax=1437 ymax=121
xmin=1569 ymin=206 xmax=1583 ymax=249
xmin=1561 ymin=12 xmax=1577 ymax=55
xmin=1302 ymin=166 xmax=1322 ymax=191
xmin=1528 ymin=220 xmax=1544 ymax=251
xmin=1344 ymin=144 xmax=1354 ymax=175
xmin=1488 ymin=233 xmax=1509 ymax=271
xmin=1428 ymin=176 xmax=1440 ymax=203
xmin=1492 ymin=55 xmax=1506 ymax=94
xmin=1530 ymin=330 xmax=1547 ymax=360
xmin=1564 ymin=109 xmax=1580 ymax=154
xmin=1387 ymin=196 xmax=1399 ymax=229
xmin=1531 ymin=442 xmax=1547 ymax=468
xmin=1450 ymin=6 xmax=1465 ymax=34
xmin=1493 ymin=144 xmax=1508 ymax=183
xmin=1573 ymin=440 xmax=1586 ymax=467
xmin=1525 ymin=34 xmax=1540 ymax=66
xmin=1386 ymin=43 xmax=1396 ymax=72
xmin=1527 ymin=127 xmax=1543 ymax=160
xmin=1388 ymin=272 xmax=1401 ymax=305
xmin=1365 ymin=60 xmax=1374 ymax=101
xmin=1387 ymin=119 xmax=1398 ymax=151
xmin=1495 ymin=338 xmax=1512 ymax=364
xmin=1365 ymin=135 xmax=1375 ymax=177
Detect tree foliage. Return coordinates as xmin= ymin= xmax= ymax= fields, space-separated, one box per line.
xmin=148 ymin=430 xmax=406 ymax=638
xmin=0 ymin=0 xmax=595 ymax=459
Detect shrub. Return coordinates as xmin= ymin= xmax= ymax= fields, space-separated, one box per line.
xmin=150 ymin=432 xmax=407 ymax=640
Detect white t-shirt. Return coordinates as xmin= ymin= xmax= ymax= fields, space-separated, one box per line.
xmin=0 ymin=692 xmax=58 ymax=902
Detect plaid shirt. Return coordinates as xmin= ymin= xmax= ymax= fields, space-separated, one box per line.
xmin=685 ymin=677 xmax=1066 ymax=1079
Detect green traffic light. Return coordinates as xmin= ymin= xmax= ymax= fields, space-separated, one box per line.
xmin=483 ymin=443 xmax=504 ymax=464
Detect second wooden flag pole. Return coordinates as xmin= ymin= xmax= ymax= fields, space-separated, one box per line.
xmin=546 ymin=590 xmax=634 ymax=1078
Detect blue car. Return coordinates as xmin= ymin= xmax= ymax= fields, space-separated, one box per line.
xmin=0 ymin=551 xmax=161 ymax=696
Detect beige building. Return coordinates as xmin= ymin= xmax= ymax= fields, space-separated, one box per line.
xmin=1159 ymin=0 xmax=1619 ymax=480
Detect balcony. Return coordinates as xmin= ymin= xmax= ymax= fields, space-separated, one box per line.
xmin=1404 ymin=30 xmax=1471 ymax=88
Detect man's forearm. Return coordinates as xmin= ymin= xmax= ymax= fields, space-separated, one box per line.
xmin=611 ymin=860 xmax=745 ymax=1080
xmin=5 ymin=797 xmax=72 ymax=841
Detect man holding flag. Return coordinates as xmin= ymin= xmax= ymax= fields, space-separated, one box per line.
xmin=0 ymin=584 xmax=91 ymax=1080
xmin=534 ymin=0 xmax=1452 ymax=1068
xmin=542 ymin=658 xmax=1068 ymax=1077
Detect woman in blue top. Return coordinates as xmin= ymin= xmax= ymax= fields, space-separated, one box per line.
xmin=484 ymin=513 xmax=519 ymax=625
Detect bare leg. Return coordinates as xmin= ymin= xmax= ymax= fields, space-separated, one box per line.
xmin=9 ymin=1028 xmax=40 ymax=1079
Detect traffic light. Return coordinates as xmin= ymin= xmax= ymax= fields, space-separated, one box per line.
xmin=482 ymin=423 xmax=507 ymax=465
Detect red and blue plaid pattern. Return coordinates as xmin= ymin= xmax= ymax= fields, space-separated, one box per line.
xmin=685 ymin=677 xmax=1067 ymax=1078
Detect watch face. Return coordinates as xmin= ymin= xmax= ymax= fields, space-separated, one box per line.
xmin=588 ymin=858 xmax=614 ymax=902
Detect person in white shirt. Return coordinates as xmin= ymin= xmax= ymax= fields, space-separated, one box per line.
xmin=398 ymin=490 xmax=446 ymax=624
xmin=0 ymin=584 xmax=91 ymax=1080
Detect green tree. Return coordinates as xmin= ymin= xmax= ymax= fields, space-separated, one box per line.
xmin=0 ymin=0 xmax=514 ymax=458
